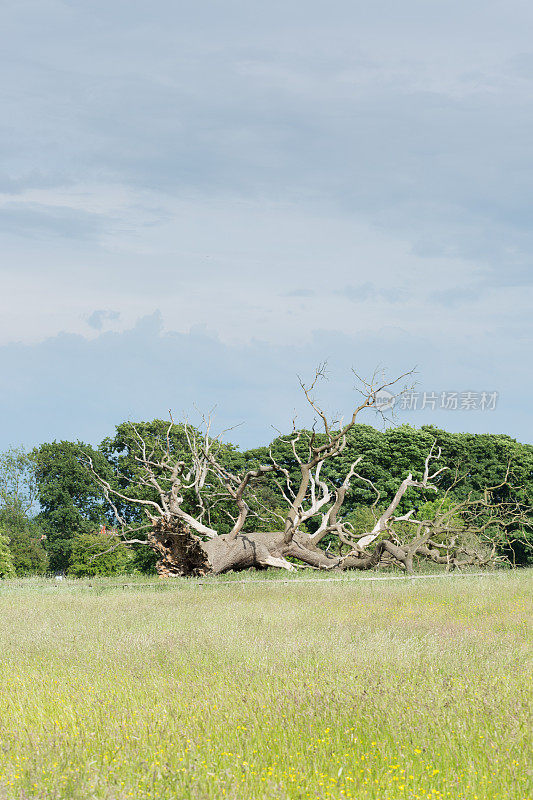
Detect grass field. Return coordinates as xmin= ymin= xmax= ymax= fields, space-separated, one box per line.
xmin=0 ymin=571 xmax=531 ymax=800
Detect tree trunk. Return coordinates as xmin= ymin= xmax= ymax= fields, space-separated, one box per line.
xmin=149 ymin=519 xmax=343 ymax=576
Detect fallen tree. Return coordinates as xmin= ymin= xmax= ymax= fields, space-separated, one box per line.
xmin=85 ymin=370 xmax=530 ymax=576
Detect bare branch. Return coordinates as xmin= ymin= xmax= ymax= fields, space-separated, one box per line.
xmin=357 ymin=440 xmax=448 ymax=548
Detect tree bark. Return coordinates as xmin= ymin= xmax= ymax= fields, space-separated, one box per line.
xmin=149 ymin=519 xmax=344 ymax=576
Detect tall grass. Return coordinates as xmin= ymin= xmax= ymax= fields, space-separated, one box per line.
xmin=0 ymin=571 xmax=531 ymax=799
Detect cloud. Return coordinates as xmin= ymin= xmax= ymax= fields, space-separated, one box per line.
xmin=0 ymin=204 xmax=105 ymax=241
xmin=280 ymin=289 xmax=315 ymax=298
xmin=0 ymin=0 xmax=532 ymax=448
xmin=1 ymin=0 xmax=533 ymax=287
xmin=342 ymin=284 xmax=376 ymax=303
xmin=87 ymin=310 xmax=121 ymax=330
xmin=0 ymin=313 xmax=529 ymax=454
xmin=430 ymin=287 xmax=481 ymax=307
xmin=340 ymin=284 xmax=410 ymax=304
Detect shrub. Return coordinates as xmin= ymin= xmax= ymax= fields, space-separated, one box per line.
xmin=0 ymin=533 xmax=15 ymax=578
xmin=68 ymin=532 xmax=133 ymax=577
xmin=0 ymin=512 xmax=49 ymax=576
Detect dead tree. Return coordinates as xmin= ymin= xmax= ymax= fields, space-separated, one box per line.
xmin=85 ymin=370 xmax=528 ymax=576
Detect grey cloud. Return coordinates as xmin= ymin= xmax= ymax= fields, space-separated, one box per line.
xmin=0 ymin=0 xmax=532 ymax=442
xmin=0 ymin=313 xmax=529 ymax=453
xmin=87 ymin=310 xmax=121 ymax=330
xmin=340 ymin=284 xmax=409 ymax=304
xmin=431 ymin=287 xmax=481 ymax=307
xmin=342 ymin=284 xmax=376 ymax=302
xmin=506 ymin=52 xmax=533 ymax=78
xmin=1 ymin=0 xmax=533 ymax=290
xmin=0 ymin=205 xmax=106 ymax=242
xmin=280 ymin=289 xmax=315 ymax=297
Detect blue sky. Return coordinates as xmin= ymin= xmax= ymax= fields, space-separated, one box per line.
xmin=1 ymin=0 xmax=531 ymax=450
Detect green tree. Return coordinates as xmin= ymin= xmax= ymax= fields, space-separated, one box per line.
xmin=68 ymin=531 xmax=133 ymax=577
xmin=101 ymin=419 xmax=247 ymax=535
xmin=0 ymin=531 xmax=15 ymax=578
xmin=26 ymin=419 xmax=531 ymax=574
xmin=0 ymin=448 xmax=47 ymax=576
xmin=0 ymin=447 xmax=38 ymax=515
xmin=244 ymin=423 xmax=532 ymax=562
xmin=0 ymin=510 xmax=48 ymax=576
xmin=33 ymin=441 xmax=111 ymax=572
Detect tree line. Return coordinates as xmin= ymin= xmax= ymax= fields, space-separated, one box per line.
xmin=0 ymin=417 xmax=531 ymax=577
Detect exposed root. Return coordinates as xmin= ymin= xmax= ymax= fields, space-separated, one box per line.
xmin=150 ymin=518 xmax=210 ymax=577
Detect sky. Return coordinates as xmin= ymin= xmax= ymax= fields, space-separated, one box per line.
xmin=1 ymin=0 xmax=532 ymax=450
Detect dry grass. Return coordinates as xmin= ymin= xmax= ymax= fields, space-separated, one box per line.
xmin=0 ymin=570 xmax=531 ymax=799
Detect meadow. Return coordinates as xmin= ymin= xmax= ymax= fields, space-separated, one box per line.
xmin=0 ymin=570 xmax=531 ymax=800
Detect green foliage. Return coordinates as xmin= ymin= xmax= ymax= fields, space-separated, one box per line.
xmin=129 ymin=543 xmax=158 ymax=574
xmin=68 ymin=532 xmax=133 ymax=577
xmin=0 ymin=531 xmax=15 ymax=578
xmin=246 ymin=424 xmax=532 ymax=566
xmin=0 ymin=448 xmax=48 ymax=576
xmin=343 ymin=506 xmax=378 ymax=537
xmin=32 ymin=441 xmax=111 ymax=572
xmin=246 ymin=424 xmax=442 ymax=528
xmin=416 ymin=496 xmax=464 ymax=537
xmin=11 ymin=419 xmax=529 ymax=573
xmin=7 ymin=528 xmax=48 ymax=576
xmin=101 ymin=419 xmax=246 ymax=535
xmin=0 ymin=510 xmax=48 ymax=576
xmin=0 ymin=447 xmax=38 ymax=516
xmin=418 ymin=428 xmax=533 ymax=563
